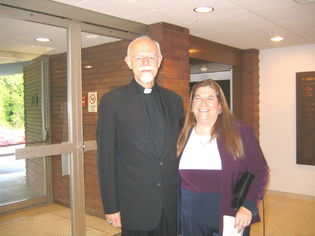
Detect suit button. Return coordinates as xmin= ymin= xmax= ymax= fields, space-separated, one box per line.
xmin=160 ymin=162 xmax=163 ymax=165
xmin=158 ymin=183 xmax=162 ymax=187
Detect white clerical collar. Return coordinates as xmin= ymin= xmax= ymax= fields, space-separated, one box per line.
xmin=144 ymin=88 xmax=152 ymax=94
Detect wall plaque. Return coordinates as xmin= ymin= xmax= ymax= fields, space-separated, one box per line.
xmin=296 ymin=72 xmax=315 ymax=165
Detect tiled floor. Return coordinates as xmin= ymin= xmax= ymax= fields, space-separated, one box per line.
xmin=251 ymin=193 xmax=315 ymax=236
xmin=0 ymin=193 xmax=314 ymax=235
xmin=0 ymin=203 xmax=121 ymax=236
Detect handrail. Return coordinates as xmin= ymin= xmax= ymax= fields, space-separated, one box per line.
xmin=15 ymin=142 xmax=74 ymax=160
xmin=0 ymin=141 xmax=47 ymax=158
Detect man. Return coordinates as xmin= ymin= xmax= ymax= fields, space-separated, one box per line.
xmin=96 ymin=36 xmax=184 ymax=236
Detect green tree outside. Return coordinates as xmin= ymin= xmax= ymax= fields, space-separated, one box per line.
xmin=0 ymin=74 xmax=24 ymax=129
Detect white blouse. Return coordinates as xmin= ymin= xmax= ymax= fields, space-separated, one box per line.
xmin=179 ymin=129 xmax=222 ymax=171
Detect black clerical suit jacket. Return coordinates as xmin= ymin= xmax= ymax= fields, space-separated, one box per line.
xmin=96 ymin=79 xmax=184 ymax=231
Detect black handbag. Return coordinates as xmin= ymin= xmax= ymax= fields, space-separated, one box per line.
xmin=231 ymin=172 xmax=255 ymax=211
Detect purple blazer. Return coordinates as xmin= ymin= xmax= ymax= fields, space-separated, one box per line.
xmin=179 ymin=119 xmax=269 ymax=234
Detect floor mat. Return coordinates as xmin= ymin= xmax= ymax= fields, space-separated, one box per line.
xmin=0 ymin=212 xmax=106 ymax=236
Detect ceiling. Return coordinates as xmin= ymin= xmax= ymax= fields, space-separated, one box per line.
xmin=52 ymin=0 xmax=315 ymax=50
xmin=0 ymin=0 xmax=314 ymax=75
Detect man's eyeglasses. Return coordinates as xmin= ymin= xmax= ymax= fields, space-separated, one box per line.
xmin=130 ymin=55 xmax=159 ymax=62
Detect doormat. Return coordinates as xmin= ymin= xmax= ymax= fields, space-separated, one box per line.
xmin=0 ymin=212 xmax=107 ymax=236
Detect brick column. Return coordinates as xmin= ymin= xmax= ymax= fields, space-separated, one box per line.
xmin=148 ymin=22 xmax=190 ymax=110
xmin=242 ymin=49 xmax=260 ymax=139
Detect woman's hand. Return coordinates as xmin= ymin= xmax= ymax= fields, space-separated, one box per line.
xmin=106 ymin=212 xmax=122 ymax=228
xmin=234 ymin=206 xmax=252 ymax=233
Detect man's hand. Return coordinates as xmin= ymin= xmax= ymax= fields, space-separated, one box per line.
xmin=106 ymin=212 xmax=122 ymax=228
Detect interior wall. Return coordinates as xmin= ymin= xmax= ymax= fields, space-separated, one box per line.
xmin=260 ymin=44 xmax=315 ymax=197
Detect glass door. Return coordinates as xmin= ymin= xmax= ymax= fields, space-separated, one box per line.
xmin=0 ymin=8 xmax=86 ymax=234
xmin=0 ymin=15 xmax=69 ymax=212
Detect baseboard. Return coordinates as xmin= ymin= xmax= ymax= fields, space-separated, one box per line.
xmin=266 ymin=189 xmax=315 ymax=201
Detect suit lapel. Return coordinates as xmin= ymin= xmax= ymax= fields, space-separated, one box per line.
xmin=158 ymin=87 xmax=178 ymax=160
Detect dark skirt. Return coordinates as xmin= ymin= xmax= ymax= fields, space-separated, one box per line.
xmin=180 ymin=187 xmax=220 ymax=236
xmin=180 ymin=187 xmax=251 ymax=236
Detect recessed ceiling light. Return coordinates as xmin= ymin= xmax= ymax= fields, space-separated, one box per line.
xmin=85 ymin=34 xmax=99 ymax=39
xmin=270 ymin=36 xmax=284 ymax=42
xmin=35 ymin=37 xmax=51 ymax=42
xmin=85 ymin=65 xmax=92 ymax=69
xmin=200 ymin=64 xmax=209 ymax=72
xmin=194 ymin=6 xmax=214 ymax=13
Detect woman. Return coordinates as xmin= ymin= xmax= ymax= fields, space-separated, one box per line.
xmin=177 ymin=79 xmax=269 ymax=236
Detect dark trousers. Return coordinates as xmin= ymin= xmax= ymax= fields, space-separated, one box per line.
xmin=121 ymin=209 xmax=176 ymax=236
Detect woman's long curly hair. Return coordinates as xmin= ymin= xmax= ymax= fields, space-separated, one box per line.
xmin=177 ymin=79 xmax=244 ymax=160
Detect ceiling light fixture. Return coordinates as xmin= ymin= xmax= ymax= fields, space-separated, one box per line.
xmin=270 ymin=36 xmax=284 ymax=42
xmin=85 ymin=34 xmax=99 ymax=39
xmin=35 ymin=37 xmax=51 ymax=42
xmin=194 ymin=6 xmax=214 ymax=13
xmin=200 ymin=64 xmax=209 ymax=72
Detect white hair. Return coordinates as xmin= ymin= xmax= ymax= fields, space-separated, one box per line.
xmin=126 ymin=36 xmax=161 ymax=56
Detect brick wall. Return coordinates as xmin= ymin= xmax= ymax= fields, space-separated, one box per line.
xmin=49 ymin=52 xmax=71 ymax=207
xmin=23 ymin=60 xmax=45 ymax=195
xmin=149 ymin=22 xmax=190 ymax=109
xmin=242 ymin=49 xmax=260 ymax=138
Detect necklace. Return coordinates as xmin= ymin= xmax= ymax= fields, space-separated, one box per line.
xmin=195 ymin=131 xmax=203 ymax=144
xmin=194 ymin=128 xmax=210 ymax=145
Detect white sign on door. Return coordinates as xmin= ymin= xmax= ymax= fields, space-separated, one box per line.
xmin=88 ymin=92 xmax=97 ymax=112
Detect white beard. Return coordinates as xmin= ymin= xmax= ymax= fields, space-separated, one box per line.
xmin=140 ymin=75 xmax=154 ymax=83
